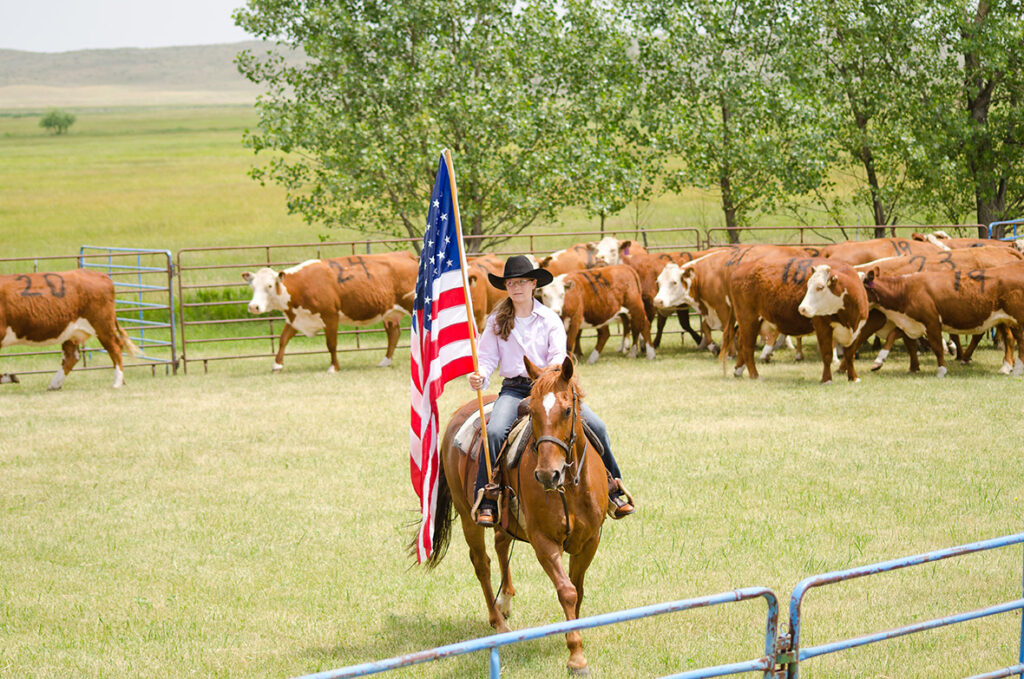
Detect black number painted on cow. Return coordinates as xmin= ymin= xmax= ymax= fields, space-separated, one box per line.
xmin=16 ymin=275 xmax=42 ymax=297
xmin=937 ymin=251 xmax=955 ymax=270
xmin=781 ymin=258 xmax=814 ymax=285
xmin=968 ymin=269 xmax=986 ymax=293
xmin=908 ymin=255 xmax=927 ymax=272
xmin=892 ymin=239 xmax=912 ymax=255
xmin=328 ymin=260 xmax=355 ymax=285
xmin=345 ymin=256 xmax=371 ymax=279
xmin=44 ymin=273 xmax=66 ymax=298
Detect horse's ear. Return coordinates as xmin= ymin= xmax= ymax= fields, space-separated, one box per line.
xmin=524 ymin=356 xmax=542 ymax=380
xmin=560 ymin=355 xmax=574 ymax=382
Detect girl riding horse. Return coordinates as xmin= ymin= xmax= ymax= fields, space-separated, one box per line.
xmin=468 ymin=255 xmax=635 ymax=526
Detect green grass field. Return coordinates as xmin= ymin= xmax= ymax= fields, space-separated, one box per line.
xmin=1 ymin=106 xmax=1023 ymax=679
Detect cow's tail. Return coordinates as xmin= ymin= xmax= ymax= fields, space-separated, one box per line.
xmin=408 ymin=465 xmax=455 ymax=569
xmin=116 ymin=319 xmax=141 ymax=357
xmin=719 ymin=307 xmax=735 ymax=377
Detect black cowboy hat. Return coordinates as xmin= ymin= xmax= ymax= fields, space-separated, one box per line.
xmin=488 ymin=255 xmax=554 ymax=290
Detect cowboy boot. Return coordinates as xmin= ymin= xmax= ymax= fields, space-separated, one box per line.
xmin=608 ymin=477 xmax=635 ymax=519
xmin=472 ymin=483 xmax=502 ymax=527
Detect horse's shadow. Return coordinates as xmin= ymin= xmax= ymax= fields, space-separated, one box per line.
xmin=299 ymin=612 xmax=565 ymax=677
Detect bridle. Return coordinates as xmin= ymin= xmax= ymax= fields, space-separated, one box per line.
xmin=530 ymin=386 xmax=587 ymax=488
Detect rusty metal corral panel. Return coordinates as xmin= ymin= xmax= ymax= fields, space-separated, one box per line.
xmin=0 ymin=249 xmax=177 ymax=381
xmin=174 ymin=228 xmax=704 ymax=374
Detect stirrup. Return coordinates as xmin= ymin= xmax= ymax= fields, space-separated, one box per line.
xmin=607 ymin=478 xmax=635 ymax=519
xmin=471 ymin=487 xmax=502 ymax=526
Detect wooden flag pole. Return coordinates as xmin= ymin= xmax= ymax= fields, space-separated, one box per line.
xmin=443 ymin=149 xmax=493 ymax=483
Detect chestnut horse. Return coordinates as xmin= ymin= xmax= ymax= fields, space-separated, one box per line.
xmin=419 ymin=356 xmax=609 ymax=675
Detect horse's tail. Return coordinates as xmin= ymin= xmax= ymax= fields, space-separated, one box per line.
xmin=408 ymin=465 xmax=455 ymax=569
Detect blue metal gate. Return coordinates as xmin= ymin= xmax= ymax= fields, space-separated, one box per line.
xmin=79 ymin=246 xmax=178 ymax=374
xmin=289 ymin=532 xmax=1024 ymax=679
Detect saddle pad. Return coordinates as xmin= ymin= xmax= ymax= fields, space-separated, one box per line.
xmin=454 ymin=401 xmax=495 ymax=455
xmin=503 ymin=417 xmax=532 ymax=470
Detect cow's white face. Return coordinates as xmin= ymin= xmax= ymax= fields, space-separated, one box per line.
xmin=242 ymin=267 xmax=289 ymax=314
xmin=592 ymin=236 xmax=620 ymax=266
xmin=799 ymin=265 xmax=846 ymax=318
xmin=537 ymin=274 xmax=569 ymax=316
xmin=654 ymin=263 xmax=694 ymax=309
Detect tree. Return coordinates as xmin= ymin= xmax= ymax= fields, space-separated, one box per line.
xmin=783 ymin=0 xmax=926 ymax=237
xmin=39 ymin=110 xmax=76 ymax=135
xmin=234 ymin=0 xmax=628 ymax=250
xmin=630 ymin=0 xmax=831 ymax=243
xmin=910 ymin=0 xmax=1024 ymax=236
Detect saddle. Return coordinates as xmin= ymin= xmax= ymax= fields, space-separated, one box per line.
xmin=457 ymin=400 xmax=610 ymax=535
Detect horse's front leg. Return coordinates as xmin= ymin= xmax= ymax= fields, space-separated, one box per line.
xmin=530 ymin=534 xmax=589 ymax=675
xmin=568 ymin=537 xmax=600 ymax=619
xmin=458 ymin=513 xmax=510 ymax=633
xmin=493 ymin=530 xmax=516 ymax=620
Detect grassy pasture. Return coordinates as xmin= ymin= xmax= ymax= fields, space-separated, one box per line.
xmin=1 ymin=336 xmax=1023 ymax=679
xmin=1 ymin=105 xmax=1022 ymax=678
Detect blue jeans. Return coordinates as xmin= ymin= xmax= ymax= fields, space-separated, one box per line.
xmin=474 ymin=377 xmax=623 ymax=495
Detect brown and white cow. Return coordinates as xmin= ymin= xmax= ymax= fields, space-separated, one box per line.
xmin=912 ymin=231 xmax=1024 ymax=252
xmin=0 ymin=269 xmax=139 ymax=390
xmin=653 ymin=245 xmax=809 ymax=357
xmin=722 ymin=257 xmax=868 ymax=383
xmin=466 ymin=254 xmax=507 ymax=331
xmin=538 ymin=236 xmax=621 ymax=276
xmin=537 ymin=264 xmax=654 ymax=363
xmin=620 ymin=249 xmax=709 ymax=348
xmin=862 ymin=263 xmax=1024 ymax=377
xmin=851 ymin=246 xmax=1024 ymax=371
xmin=243 ymin=251 xmax=418 ymax=372
xmin=820 ymin=237 xmax=946 ymax=265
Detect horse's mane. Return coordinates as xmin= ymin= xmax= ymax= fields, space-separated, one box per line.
xmin=531 ymin=361 xmax=585 ymax=401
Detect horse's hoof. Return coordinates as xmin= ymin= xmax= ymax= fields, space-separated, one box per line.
xmin=870 ymin=362 xmax=883 ymax=372
xmin=567 ymin=664 xmax=590 ymax=676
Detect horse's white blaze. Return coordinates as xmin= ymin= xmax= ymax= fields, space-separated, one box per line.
xmin=542 ymin=392 xmax=556 ymax=416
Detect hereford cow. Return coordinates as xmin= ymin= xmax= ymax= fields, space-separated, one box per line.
xmin=722 ymin=257 xmax=868 ymax=383
xmin=862 ymin=263 xmax=1024 ymax=377
xmin=852 ymin=246 xmax=1024 ymax=371
xmin=537 ymin=264 xmax=655 ymax=363
xmin=466 ymin=254 xmax=507 ymax=331
xmin=820 ymin=237 xmax=946 ymax=265
xmin=653 ymin=245 xmax=810 ymax=356
xmin=0 ymin=269 xmax=139 ymax=390
xmin=620 ymin=249 xmax=710 ymax=348
xmin=243 ymin=251 xmax=418 ymax=372
xmin=795 ymin=263 xmax=871 ymax=381
xmin=539 ymin=236 xmax=621 ymax=275
xmin=912 ymin=231 xmax=1024 ymax=252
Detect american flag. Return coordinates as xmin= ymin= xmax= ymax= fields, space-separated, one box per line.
xmin=410 ymin=152 xmax=476 ymax=563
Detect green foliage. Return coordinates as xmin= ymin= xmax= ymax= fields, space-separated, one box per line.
xmin=630 ymin=0 xmax=832 ymax=241
xmin=234 ymin=0 xmax=637 ymax=249
xmin=39 ymin=109 xmax=76 ymax=135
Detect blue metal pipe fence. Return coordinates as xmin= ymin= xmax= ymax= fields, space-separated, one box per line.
xmin=290 ymin=587 xmax=779 ymax=679
xmin=292 ymin=532 xmax=1024 ymax=679
xmin=783 ymin=532 xmax=1024 ymax=679
xmin=988 ymin=219 xmax=1024 ymax=240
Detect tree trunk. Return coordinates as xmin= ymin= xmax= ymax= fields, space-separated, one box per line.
xmin=963 ymin=0 xmax=1007 ymax=236
xmin=720 ymin=97 xmax=740 ymax=244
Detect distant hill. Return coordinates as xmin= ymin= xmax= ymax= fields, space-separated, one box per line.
xmin=0 ymin=41 xmax=303 ymax=108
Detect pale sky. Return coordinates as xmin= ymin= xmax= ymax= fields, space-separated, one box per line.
xmin=0 ymin=0 xmax=253 ymax=53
